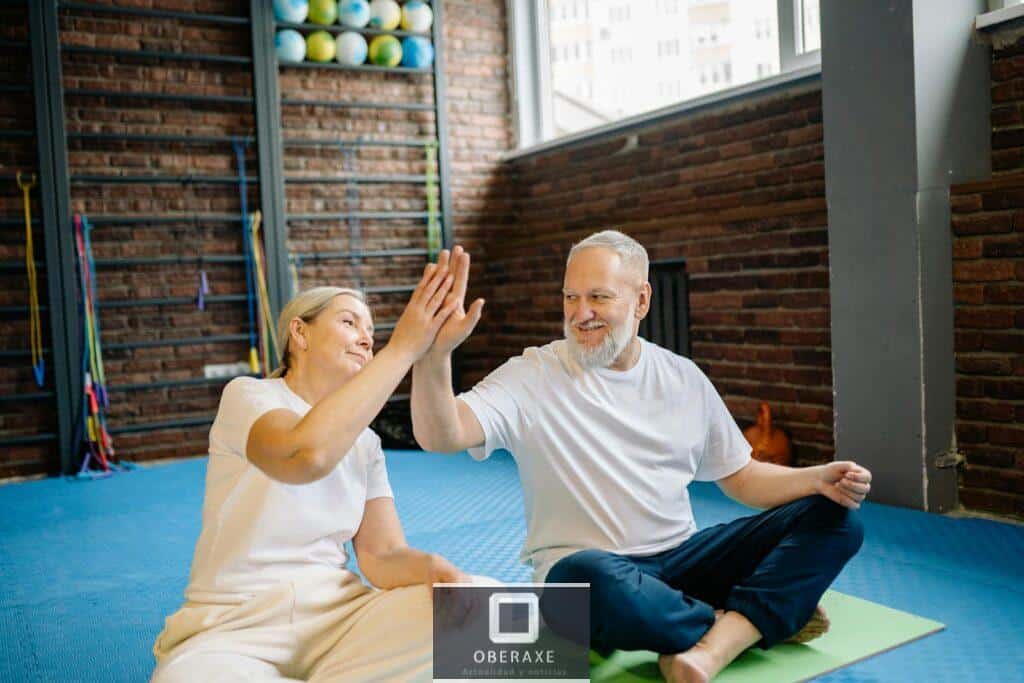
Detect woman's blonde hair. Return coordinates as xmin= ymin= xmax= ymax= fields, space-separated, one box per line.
xmin=268 ymin=286 xmax=367 ymax=378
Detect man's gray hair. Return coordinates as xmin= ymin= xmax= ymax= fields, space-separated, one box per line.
xmin=567 ymin=230 xmax=649 ymax=283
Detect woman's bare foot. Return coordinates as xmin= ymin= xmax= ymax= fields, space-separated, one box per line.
xmin=785 ymin=604 xmax=830 ymax=644
xmin=658 ymin=646 xmax=716 ymax=683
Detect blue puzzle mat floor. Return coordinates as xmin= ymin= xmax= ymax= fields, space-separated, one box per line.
xmin=0 ymin=450 xmax=1022 ymax=682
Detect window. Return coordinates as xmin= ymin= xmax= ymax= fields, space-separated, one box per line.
xmin=513 ymin=0 xmax=819 ymax=147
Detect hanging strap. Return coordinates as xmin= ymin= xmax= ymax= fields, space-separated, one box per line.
xmin=18 ymin=172 xmax=44 ymax=387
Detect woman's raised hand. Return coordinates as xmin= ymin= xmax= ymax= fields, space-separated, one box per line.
xmin=429 ymin=245 xmax=485 ymax=358
xmin=387 ymin=251 xmax=460 ymax=362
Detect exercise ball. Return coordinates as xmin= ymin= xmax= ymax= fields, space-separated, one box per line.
xmin=368 ymin=34 xmax=402 ymax=66
xmin=336 ymin=31 xmax=368 ymax=65
xmin=400 ymin=0 xmax=433 ymax=32
xmin=275 ymin=29 xmax=307 ymax=62
xmin=743 ymin=403 xmax=793 ymax=466
xmin=308 ymin=0 xmax=338 ymax=25
xmin=400 ymin=36 xmax=433 ymax=68
xmin=273 ymin=0 xmax=308 ymax=23
xmin=368 ymin=0 xmax=401 ymax=30
xmin=338 ymin=0 xmax=370 ymax=28
xmin=306 ymin=30 xmax=337 ymax=62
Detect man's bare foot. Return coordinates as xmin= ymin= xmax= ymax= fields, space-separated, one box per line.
xmin=785 ymin=605 xmax=830 ymax=644
xmin=658 ymin=646 xmax=716 ymax=683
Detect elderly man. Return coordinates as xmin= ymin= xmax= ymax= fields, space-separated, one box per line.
xmin=412 ymin=232 xmax=869 ymax=683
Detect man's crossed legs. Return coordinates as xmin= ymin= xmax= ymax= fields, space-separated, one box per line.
xmin=542 ymin=495 xmax=864 ymax=682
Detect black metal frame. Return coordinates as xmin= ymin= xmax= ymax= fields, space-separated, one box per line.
xmin=639 ymin=259 xmax=691 ymax=358
xmin=29 ymin=0 xmax=79 ymax=475
xmin=250 ymin=0 xmax=290 ymax=318
xmin=2 ymin=0 xmax=457 ymax=465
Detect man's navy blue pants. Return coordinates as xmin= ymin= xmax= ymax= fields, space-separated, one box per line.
xmin=543 ymin=495 xmax=864 ymax=654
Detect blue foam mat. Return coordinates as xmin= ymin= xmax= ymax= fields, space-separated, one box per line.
xmin=0 ymin=450 xmax=1022 ymax=682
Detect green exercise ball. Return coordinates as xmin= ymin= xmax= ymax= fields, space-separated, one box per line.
xmin=368 ymin=35 xmax=402 ymax=67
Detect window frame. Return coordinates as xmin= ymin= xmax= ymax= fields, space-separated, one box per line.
xmin=509 ymin=0 xmax=822 ymax=152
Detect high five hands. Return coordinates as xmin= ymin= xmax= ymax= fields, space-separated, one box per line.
xmin=387 ymin=246 xmax=485 ymax=363
xmin=429 ymin=245 xmax=485 ymax=358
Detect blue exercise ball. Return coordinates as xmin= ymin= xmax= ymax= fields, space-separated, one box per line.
xmin=400 ymin=36 xmax=434 ymax=69
xmin=273 ymin=0 xmax=309 ymax=23
xmin=338 ymin=0 xmax=371 ymax=28
xmin=275 ymin=29 xmax=307 ymax=62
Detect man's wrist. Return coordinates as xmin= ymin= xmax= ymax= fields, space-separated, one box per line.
xmin=807 ymin=465 xmax=825 ymax=497
xmin=420 ymin=347 xmax=454 ymax=366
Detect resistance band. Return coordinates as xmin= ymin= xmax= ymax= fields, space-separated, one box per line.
xmin=425 ymin=140 xmax=441 ymax=260
xmin=249 ymin=211 xmax=279 ymax=375
xmin=288 ymin=253 xmax=301 ymax=298
xmin=17 ymin=172 xmax=44 ymax=387
xmin=73 ymin=213 xmax=114 ymax=477
xmin=234 ymin=139 xmax=260 ymax=375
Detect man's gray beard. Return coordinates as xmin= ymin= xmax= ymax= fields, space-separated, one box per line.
xmin=563 ymin=315 xmax=634 ymax=369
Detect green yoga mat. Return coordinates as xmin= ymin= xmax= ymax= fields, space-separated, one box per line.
xmin=590 ymin=591 xmax=944 ymax=682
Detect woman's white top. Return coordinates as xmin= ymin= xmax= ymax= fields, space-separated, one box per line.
xmin=184 ymin=377 xmax=392 ymax=602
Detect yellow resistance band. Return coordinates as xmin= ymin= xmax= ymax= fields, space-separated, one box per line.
xmin=17 ymin=172 xmax=43 ymax=387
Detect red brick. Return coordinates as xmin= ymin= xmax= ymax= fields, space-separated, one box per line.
xmin=953 ymin=261 xmax=1016 ymax=282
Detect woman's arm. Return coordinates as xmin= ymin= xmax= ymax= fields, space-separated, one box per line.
xmin=247 ymin=262 xmax=458 ymax=484
xmin=352 ymin=497 xmax=470 ymax=589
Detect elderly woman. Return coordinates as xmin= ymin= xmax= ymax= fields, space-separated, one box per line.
xmin=152 ymin=252 xmax=471 ymax=682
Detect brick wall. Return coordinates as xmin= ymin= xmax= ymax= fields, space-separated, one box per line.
xmin=0 ymin=5 xmax=53 ymax=477
xmin=471 ymin=85 xmax=835 ymax=466
xmin=0 ymin=0 xmax=514 ymax=476
xmin=949 ymin=34 xmax=1024 ymax=519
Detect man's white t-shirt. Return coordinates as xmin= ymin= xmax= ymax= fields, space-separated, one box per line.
xmin=184 ymin=376 xmax=393 ymax=602
xmin=458 ymin=337 xmax=751 ymax=582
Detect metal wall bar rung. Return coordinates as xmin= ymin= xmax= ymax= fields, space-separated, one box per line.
xmin=0 ymin=391 xmax=54 ymax=403
xmin=109 ymin=375 xmax=254 ymax=392
xmin=363 ymin=284 xmax=417 ymax=295
xmin=280 ymin=97 xmax=432 ymax=112
xmin=69 ymin=132 xmax=255 ymax=146
xmin=65 ymin=88 xmax=253 ymax=106
xmin=0 ymin=218 xmax=41 ymax=227
xmin=275 ymin=20 xmax=427 ymax=40
xmin=0 ymin=348 xmax=51 ymax=359
xmin=284 ymin=174 xmax=427 ymax=184
xmin=294 ymin=248 xmax=427 ymax=261
xmin=58 ymin=2 xmax=250 ymax=27
xmin=105 ymin=334 xmax=250 ymax=351
xmin=0 ymin=85 xmax=31 ymax=94
xmin=0 ymin=129 xmax=34 ymax=139
xmin=61 ymin=45 xmax=252 ymax=65
xmin=94 ymin=255 xmax=245 ymax=267
xmin=98 ymin=294 xmax=247 ymax=309
xmin=0 ymin=39 xmax=28 ymax=49
xmin=0 ymin=433 xmax=56 ymax=446
xmin=107 ymin=416 xmax=214 ymax=435
xmin=282 ymin=61 xmax=430 ymax=75
xmin=70 ymin=174 xmax=258 ymax=185
xmin=0 ymin=260 xmax=45 ymax=272
xmin=287 ymin=211 xmax=431 ymax=221
xmin=87 ymin=213 xmax=242 ymax=225
xmin=283 ymin=137 xmax=433 ymax=148
xmin=0 ymin=305 xmax=49 ymax=314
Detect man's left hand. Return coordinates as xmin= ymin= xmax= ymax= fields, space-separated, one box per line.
xmin=815 ymin=461 xmax=872 ymax=509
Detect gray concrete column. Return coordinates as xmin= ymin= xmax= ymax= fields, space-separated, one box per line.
xmin=821 ymin=0 xmax=990 ymax=510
